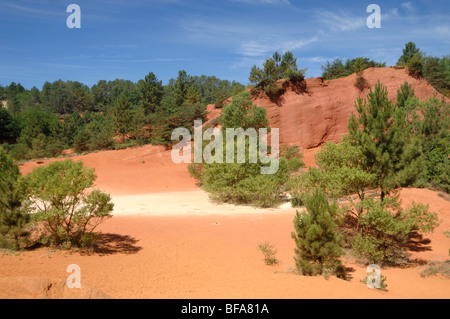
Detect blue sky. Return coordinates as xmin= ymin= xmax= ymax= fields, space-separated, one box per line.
xmin=1 ymin=0 xmax=449 ymax=89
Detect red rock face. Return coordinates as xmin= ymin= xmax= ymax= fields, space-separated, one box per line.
xmin=207 ymin=67 xmax=446 ymax=149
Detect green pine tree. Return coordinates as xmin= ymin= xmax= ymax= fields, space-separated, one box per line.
xmin=139 ymin=72 xmax=164 ymax=114
xmin=396 ymin=81 xmax=416 ymax=109
xmin=0 ymin=147 xmax=30 ymax=249
xmin=348 ymin=81 xmax=424 ymax=200
xmin=113 ymin=96 xmax=133 ymax=143
xmin=291 ymin=189 xmax=345 ymax=277
xmin=397 ymin=42 xmax=421 ymax=66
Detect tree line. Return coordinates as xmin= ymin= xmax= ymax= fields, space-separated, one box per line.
xmin=0 ymin=71 xmax=245 ymax=160
xmin=321 ymin=42 xmax=450 ymax=97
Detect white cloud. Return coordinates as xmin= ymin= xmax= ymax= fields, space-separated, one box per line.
xmin=401 ymin=2 xmax=414 ymax=11
xmin=236 ymin=35 xmax=318 ymax=57
xmin=316 ymin=10 xmax=365 ymax=32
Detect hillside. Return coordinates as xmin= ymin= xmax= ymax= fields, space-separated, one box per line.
xmin=207 ymin=67 xmax=447 ymax=149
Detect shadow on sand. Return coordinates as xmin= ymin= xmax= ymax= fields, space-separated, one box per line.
xmin=92 ymin=233 xmax=143 ymax=256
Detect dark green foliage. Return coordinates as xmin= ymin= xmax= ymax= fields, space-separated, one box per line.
xmin=415 ymin=96 xmax=450 ymax=192
xmin=0 ymin=108 xmax=19 ymax=142
xmin=351 ymin=197 xmax=439 ymax=265
xmin=189 ymin=91 xmax=303 ymax=207
xmin=396 ymin=42 xmax=426 ymax=78
xmin=15 ymin=107 xmax=59 ymax=147
xmin=0 ymin=85 xmax=6 ymax=100
xmin=288 ymin=137 xmax=376 ymax=213
xmin=1 ymin=70 xmax=244 ymax=160
xmin=0 ymin=147 xmax=30 ymax=249
xmin=40 ymin=80 xmax=93 ymax=114
xmin=289 ymin=83 xmax=442 ymax=266
xmin=321 ymin=57 xmax=386 ymax=81
xmin=397 ymin=41 xmax=421 ymax=66
xmin=139 ymin=72 xmax=164 ymax=114
xmin=73 ymin=119 xmax=114 ymax=153
xmin=354 ymin=58 xmax=368 ymax=91
xmin=249 ymin=51 xmax=306 ymax=97
xmin=396 ymin=81 xmax=415 ymax=109
xmin=291 ymin=189 xmax=345 ymax=278
xmin=24 ymin=159 xmax=114 ymax=248
xmin=219 ymin=91 xmax=269 ymax=130
xmin=5 ymin=82 xmax=26 ymax=114
xmin=423 ymin=55 xmax=450 ymax=96
xmin=112 ymin=96 xmax=133 ymax=143
xmin=7 ymin=107 xmax=63 ymax=160
xmin=406 ymin=53 xmax=425 ymax=78
xmin=190 ymin=75 xmax=244 ymax=105
xmin=348 ymin=81 xmax=424 ymax=200
xmin=214 ymin=88 xmax=229 ymax=108
xmin=355 ymin=76 xmax=366 ymax=91
xmin=174 ymin=70 xmax=192 ymax=109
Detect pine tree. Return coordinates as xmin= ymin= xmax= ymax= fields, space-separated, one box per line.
xmin=0 ymin=147 xmax=30 ymax=249
xmin=396 ymin=81 xmax=415 ymax=109
xmin=291 ymin=189 xmax=344 ymax=277
xmin=174 ymin=70 xmax=191 ymax=108
xmin=214 ymin=88 xmax=229 ymax=109
xmin=348 ymin=81 xmax=424 ymax=200
xmin=112 ymin=96 xmax=133 ymax=143
xmin=397 ymin=42 xmax=421 ymax=66
xmin=139 ymin=72 xmax=164 ymax=114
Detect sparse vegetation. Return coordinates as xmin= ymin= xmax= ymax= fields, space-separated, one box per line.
xmin=24 ymin=159 xmax=114 ymax=248
xmin=321 ymin=57 xmax=385 ymax=81
xmin=0 ymin=147 xmax=30 ymax=250
xmin=291 ymin=189 xmax=346 ymax=278
xmin=420 ymin=261 xmax=450 ymax=278
xmin=258 ymin=242 xmax=280 ymax=265
xmin=362 ymin=271 xmax=388 ymax=291
xmin=249 ymin=51 xmax=306 ymax=100
xmin=188 ymin=91 xmax=304 ymax=208
xmin=288 ymin=83 xmax=441 ymax=266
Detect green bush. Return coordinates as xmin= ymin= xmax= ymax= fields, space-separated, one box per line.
xmin=0 ymin=147 xmax=30 ymax=250
xmin=189 ymin=92 xmax=304 ymax=208
xmin=25 ymin=159 xmax=114 ymax=248
xmin=321 ymin=57 xmax=385 ymax=81
xmin=249 ymin=51 xmax=306 ymax=97
xmin=291 ymin=189 xmax=345 ymax=278
xmin=350 ymin=197 xmax=439 ymax=265
xmin=258 ymin=242 xmax=279 ymax=265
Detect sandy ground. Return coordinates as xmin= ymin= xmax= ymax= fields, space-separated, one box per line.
xmin=1 ymin=144 xmax=448 ymax=299
xmin=1 ymin=195 xmax=449 ymax=299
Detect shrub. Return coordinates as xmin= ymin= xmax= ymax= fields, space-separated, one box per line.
xmin=258 ymin=242 xmax=279 ymax=265
xmin=407 ymin=53 xmax=425 ymax=78
xmin=350 ymin=197 xmax=439 ymax=265
xmin=348 ymin=81 xmax=424 ymax=200
xmin=0 ymin=147 xmax=30 ymax=250
xmin=420 ymin=260 xmax=450 ymax=278
xmin=322 ymin=57 xmax=386 ymax=81
xmin=362 ymin=270 xmax=388 ymax=291
xmin=25 ymin=159 xmax=114 ymax=248
xmin=355 ymin=75 xmax=366 ymax=91
xmin=291 ymin=189 xmax=345 ymax=278
xmin=249 ymin=51 xmax=306 ymax=97
xmin=189 ymin=91 xmax=304 ymax=208
xmin=287 ymin=138 xmax=376 ymax=213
